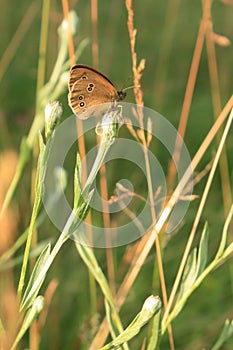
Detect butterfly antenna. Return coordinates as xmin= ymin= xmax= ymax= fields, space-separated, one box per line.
xmin=122 ymin=85 xmax=141 ymax=92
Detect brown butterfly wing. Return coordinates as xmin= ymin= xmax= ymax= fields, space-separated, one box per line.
xmin=68 ymin=65 xmax=119 ymax=119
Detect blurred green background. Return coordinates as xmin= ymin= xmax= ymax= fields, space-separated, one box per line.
xmin=0 ymin=0 xmax=233 ymax=349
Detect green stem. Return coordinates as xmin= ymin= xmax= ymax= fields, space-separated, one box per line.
xmin=162 ymin=254 xmax=228 ymax=333
xmin=17 ymin=189 xmax=42 ymax=299
xmin=82 ymin=140 xmax=110 ymax=196
xmin=19 ymin=210 xmax=74 ymax=309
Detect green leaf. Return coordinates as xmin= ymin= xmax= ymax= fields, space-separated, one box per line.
xmin=196 ymin=223 xmax=209 ymax=277
xmin=35 ymin=133 xmax=46 ymax=198
xmin=173 ymin=249 xmax=198 ymax=319
xmin=74 ymin=153 xmax=82 ymax=210
xmin=178 ymin=249 xmax=197 ymax=301
xmin=11 ymin=296 xmax=44 ymax=350
xmin=104 ymin=299 xmax=119 ymax=341
xmin=215 ymin=205 xmax=233 ymax=259
xmin=20 ymin=243 xmax=51 ymax=311
xmin=176 ymin=224 xmax=209 ymax=315
xmin=211 ymin=319 xmax=233 ymax=350
xmin=0 ymin=238 xmax=52 ymax=271
xmin=69 ymin=189 xmax=94 ymax=235
xmin=222 ymin=242 xmax=233 ymax=260
xmin=101 ymin=296 xmax=161 ymax=350
xmin=147 ymin=309 xmax=161 ymax=350
xmin=75 ymin=241 xmax=127 ymax=349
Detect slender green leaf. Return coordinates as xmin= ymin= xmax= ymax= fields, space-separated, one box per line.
xmin=215 ymin=205 xmax=233 ymax=259
xmin=211 ymin=319 xmax=233 ymax=350
xmin=11 ymin=297 xmax=44 ymax=350
xmin=165 ymin=212 xmax=233 ymax=332
xmin=104 ymin=299 xmax=119 ymax=341
xmin=147 ymin=309 xmax=161 ymax=350
xmin=222 ymin=242 xmax=233 ymax=260
xmin=101 ymin=296 xmax=161 ymax=350
xmin=178 ymin=223 xmax=210 ymax=301
xmin=196 ymin=223 xmax=209 ymax=277
xmin=75 ymin=239 xmax=127 ymax=349
xmin=74 ymin=152 xmax=82 ymax=210
xmin=69 ymin=189 xmax=94 ymax=235
xmin=20 ymin=243 xmax=51 ymax=311
xmin=178 ymin=249 xmax=197 ymax=301
xmin=0 ymin=239 xmax=52 ymax=271
xmin=173 ymin=249 xmax=198 ymax=319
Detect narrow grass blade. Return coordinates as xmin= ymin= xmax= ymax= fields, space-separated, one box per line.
xmin=74 ymin=153 xmax=82 ymax=210
xmin=10 ymin=297 xmax=44 ymax=350
xmin=101 ymin=296 xmax=161 ymax=350
xmin=146 ymin=309 xmax=161 ymax=350
xmin=196 ymin=222 xmax=209 ymax=276
xmin=211 ymin=319 xmax=233 ymax=350
xmin=215 ymin=205 xmax=233 ymax=259
xmin=20 ymin=243 xmax=51 ymax=311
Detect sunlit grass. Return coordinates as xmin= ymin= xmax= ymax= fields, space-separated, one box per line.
xmin=0 ymin=0 xmax=233 ymax=349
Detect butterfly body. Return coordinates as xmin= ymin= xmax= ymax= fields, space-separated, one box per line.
xmin=68 ymin=64 xmax=126 ymax=119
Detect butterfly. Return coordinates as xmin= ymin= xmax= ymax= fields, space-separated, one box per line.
xmin=68 ymin=64 xmax=126 ymax=119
